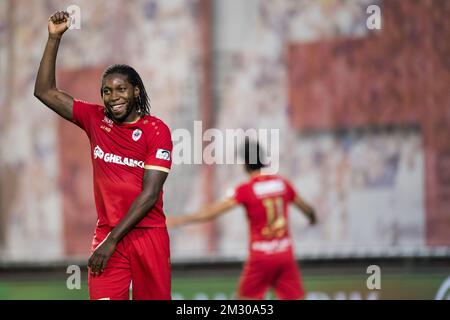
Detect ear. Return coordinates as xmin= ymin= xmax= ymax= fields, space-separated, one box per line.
xmin=134 ymin=86 xmax=140 ymax=98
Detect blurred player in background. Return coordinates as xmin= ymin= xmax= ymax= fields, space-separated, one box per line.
xmin=34 ymin=11 xmax=173 ymax=300
xmin=168 ymin=139 xmax=317 ymax=300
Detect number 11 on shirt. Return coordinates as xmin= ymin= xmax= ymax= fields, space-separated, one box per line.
xmin=261 ymin=197 xmax=287 ymax=238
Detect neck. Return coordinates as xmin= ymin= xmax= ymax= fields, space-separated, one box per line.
xmin=123 ymin=114 xmax=140 ymax=124
xmin=249 ymin=170 xmax=262 ymax=178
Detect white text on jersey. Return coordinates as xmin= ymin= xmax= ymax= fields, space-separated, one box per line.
xmin=93 ymin=145 xmax=144 ymax=168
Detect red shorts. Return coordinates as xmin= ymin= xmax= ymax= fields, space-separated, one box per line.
xmin=237 ymin=251 xmax=304 ymax=300
xmin=88 ymin=226 xmax=171 ymax=300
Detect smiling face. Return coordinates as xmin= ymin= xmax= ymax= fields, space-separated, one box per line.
xmin=101 ymin=73 xmax=140 ymax=123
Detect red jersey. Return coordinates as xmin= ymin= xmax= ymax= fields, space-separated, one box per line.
xmin=233 ymin=174 xmax=297 ymax=255
xmin=72 ymin=99 xmax=172 ymax=228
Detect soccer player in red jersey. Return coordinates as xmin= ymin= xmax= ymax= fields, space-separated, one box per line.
xmin=34 ymin=11 xmax=172 ymax=300
xmin=168 ymin=139 xmax=317 ymax=300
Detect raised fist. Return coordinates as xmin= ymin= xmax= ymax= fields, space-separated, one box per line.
xmin=48 ymin=11 xmax=70 ymax=38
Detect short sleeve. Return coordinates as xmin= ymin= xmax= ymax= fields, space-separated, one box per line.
xmin=233 ymin=184 xmax=246 ymax=204
xmin=144 ymin=121 xmax=173 ymax=173
xmin=284 ymin=179 xmax=297 ymax=202
xmin=72 ymin=99 xmax=103 ymax=133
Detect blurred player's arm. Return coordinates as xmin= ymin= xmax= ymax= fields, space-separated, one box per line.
xmin=34 ymin=11 xmax=74 ymax=121
xmin=293 ymin=195 xmax=317 ymax=225
xmin=88 ymin=169 xmax=168 ymax=276
xmin=167 ymin=198 xmax=237 ymax=228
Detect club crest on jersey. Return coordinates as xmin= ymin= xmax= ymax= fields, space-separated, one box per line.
xmin=132 ymin=129 xmax=143 ymax=141
xmin=156 ymin=149 xmax=171 ymax=161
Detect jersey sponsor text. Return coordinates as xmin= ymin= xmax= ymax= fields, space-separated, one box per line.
xmin=93 ymin=145 xmax=144 ymax=168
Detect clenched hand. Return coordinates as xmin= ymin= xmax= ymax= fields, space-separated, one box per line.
xmin=48 ymin=11 xmax=70 ymax=39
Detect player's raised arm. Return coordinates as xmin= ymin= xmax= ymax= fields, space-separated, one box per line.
xmin=293 ymin=195 xmax=317 ymax=225
xmin=167 ymin=198 xmax=237 ymax=228
xmin=34 ymin=11 xmax=74 ymax=121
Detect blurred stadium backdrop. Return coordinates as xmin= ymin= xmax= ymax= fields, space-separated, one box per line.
xmin=0 ymin=0 xmax=449 ymax=299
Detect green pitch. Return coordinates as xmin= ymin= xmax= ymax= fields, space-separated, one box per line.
xmin=0 ymin=273 xmax=447 ymax=299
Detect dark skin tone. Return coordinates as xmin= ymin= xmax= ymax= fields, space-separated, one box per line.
xmin=35 ymin=11 xmax=168 ymax=276
xmin=34 ymin=11 xmax=74 ymax=120
xmin=102 ymin=74 xmax=141 ymax=123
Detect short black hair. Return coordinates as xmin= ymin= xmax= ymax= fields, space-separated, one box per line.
xmin=242 ymin=138 xmax=267 ymax=172
xmin=101 ymin=64 xmax=151 ymax=116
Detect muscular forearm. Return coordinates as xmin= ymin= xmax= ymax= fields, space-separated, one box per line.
xmin=34 ymin=11 xmax=74 ymax=120
xmin=34 ymin=36 xmax=61 ymax=95
xmin=108 ymin=193 xmax=159 ymax=243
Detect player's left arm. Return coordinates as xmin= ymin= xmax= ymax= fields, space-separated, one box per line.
xmin=88 ymin=169 xmax=167 ymax=276
xmin=293 ymin=195 xmax=317 ymax=225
